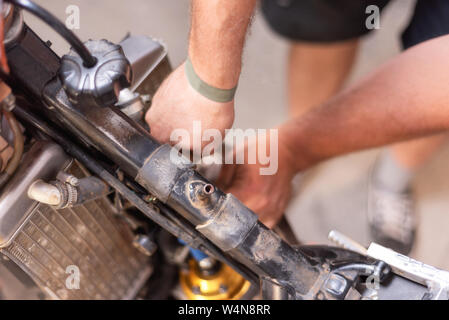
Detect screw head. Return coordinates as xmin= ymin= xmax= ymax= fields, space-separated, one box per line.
xmin=132 ymin=234 xmax=157 ymax=257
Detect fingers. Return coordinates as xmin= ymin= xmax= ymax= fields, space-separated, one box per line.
xmin=259 ymin=214 xmax=282 ymax=229
xmin=261 ymin=218 xmax=277 ymax=229
xmin=216 ymin=163 xmax=236 ymax=190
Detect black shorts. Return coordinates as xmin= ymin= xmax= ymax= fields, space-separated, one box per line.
xmin=261 ymin=0 xmax=449 ymax=49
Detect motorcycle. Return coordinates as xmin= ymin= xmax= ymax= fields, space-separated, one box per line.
xmin=0 ymin=0 xmax=447 ymax=300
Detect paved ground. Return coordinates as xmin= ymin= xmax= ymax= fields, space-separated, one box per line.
xmin=26 ymin=0 xmax=449 ymax=269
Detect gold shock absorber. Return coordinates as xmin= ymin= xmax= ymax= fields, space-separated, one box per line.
xmin=180 ymin=259 xmax=251 ymax=300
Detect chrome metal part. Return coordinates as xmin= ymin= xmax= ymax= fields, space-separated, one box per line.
xmin=132 ymin=234 xmax=157 ymax=257
xmin=329 ymin=230 xmax=449 ymax=300
xmin=367 ymin=243 xmax=449 ymax=300
xmin=56 ymin=172 xmax=79 ymax=186
xmin=4 ymin=6 xmax=24 ymax=48
xmin=116 ymin=88 xmax=145 ymax=122
xmin=60 ymin=39 xmax=132 ymax=107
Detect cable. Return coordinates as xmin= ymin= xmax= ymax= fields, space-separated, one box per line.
xmin=3 ymin=0 xmax=97 ymax=67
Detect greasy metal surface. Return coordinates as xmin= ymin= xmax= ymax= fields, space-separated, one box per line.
xmin=0 ymin=141 xmax=70 ymax=248
xmin=43 ymin=78 xmax=160 ymax=176
xmin=138 ymin=143 xmax=322 ymax=295
xmin=171 ymin=171 xmax=227 ymax=223
xmin=1 ymin=161 xmax=151 ymax=299
xmin=6 ymin=27 xmax=160 ymax=176
xmin=230 ymin=225 xmax=320 ymax=296
xmin=196 ymin=193 xmax=258 ymax=251
xmin=136 ymin=144 xmax=194 ymax=203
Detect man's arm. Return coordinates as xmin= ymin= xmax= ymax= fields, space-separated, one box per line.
xmin=280 ymin=34 xmax=449 ymax=172
xmin=189 ymin=0 xmax=257 ymax=89
xmin=220 ymin=35 xmax=449 ymax=228
xmin=146 ymin=0 xmax=256 ymax=145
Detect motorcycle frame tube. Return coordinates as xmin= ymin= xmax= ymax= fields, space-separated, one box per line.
xmin=135 ymin=145 xmax=319 ymax=295
xmin=12 ymin=105 xmax=261 ymax=288
xmin=7 ymin=22 xmax=321 ymax=297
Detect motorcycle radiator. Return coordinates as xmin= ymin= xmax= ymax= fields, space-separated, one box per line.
xmin=0 ymin=142 xmax=151 ymax=299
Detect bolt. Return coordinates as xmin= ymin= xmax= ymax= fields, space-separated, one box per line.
xmin=132 ymin=234 xmax=157 ymax=257
xmin=198 ymin=257 xmax=216 ymax=270
xmin=67 ymin=176 xmax=79 ymax=186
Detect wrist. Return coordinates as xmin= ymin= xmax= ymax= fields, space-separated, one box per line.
xmin=278 ymin=138 xmax=298 ymax=179
xmin=277 ymin=123 xmax=311 ymax=174
xmin=188 ymin=50 xmax=241 ymax=90
xmin=184 ymin=56 xmax=238 ymax=103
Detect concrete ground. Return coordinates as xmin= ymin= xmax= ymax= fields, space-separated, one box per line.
xmin=26 ymin=0 xmax=449 ymax=270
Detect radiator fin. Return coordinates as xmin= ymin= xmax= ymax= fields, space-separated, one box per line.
xmin=3 ymin=198 xmax=151 ymax=299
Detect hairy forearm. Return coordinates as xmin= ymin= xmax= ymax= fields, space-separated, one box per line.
xmin=189 ymin=0 xmax=257 ymax=89
xmin=280 ymin=35 xmax=449 ymax=172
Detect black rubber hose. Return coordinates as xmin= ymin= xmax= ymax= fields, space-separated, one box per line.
xmin=4 ymin=0 xmax=97 ymax=67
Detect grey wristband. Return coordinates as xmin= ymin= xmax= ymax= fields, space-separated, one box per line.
xmin=185 ymin=57 xmax=237 ymax=103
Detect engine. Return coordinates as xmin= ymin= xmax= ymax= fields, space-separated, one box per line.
xmin=0 ymin=5 xmax=253 ymax=300
xmin=0 ymin=141 xmax=152 ymax=299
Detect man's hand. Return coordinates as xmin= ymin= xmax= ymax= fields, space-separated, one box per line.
xmin=146 ymin=0 xmax=256 ymax=145
xmin=218 ymin=135 xmax=297 ymax=228
xmin=145 ymin=62 xmax=235 ymax=146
